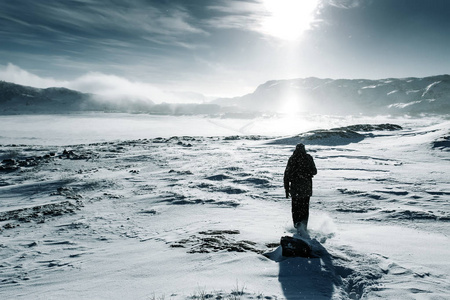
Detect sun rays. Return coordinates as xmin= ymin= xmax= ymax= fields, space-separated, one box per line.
xmin=261 ymin=0 xmax=320 ymax=41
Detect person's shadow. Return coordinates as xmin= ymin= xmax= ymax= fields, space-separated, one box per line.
xmin=265 ymin=239 xmax=340 ymax=299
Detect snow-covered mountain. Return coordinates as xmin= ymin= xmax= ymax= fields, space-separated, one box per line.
xmin=215 ymin=75 xmax=450 ymax=115
xmin=3 ymin=75 xmax=450 ymax=115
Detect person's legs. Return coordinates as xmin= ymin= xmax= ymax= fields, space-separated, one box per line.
xmin=291 ymin=196 xmax=301 ymax=227
xmin=298 ymin=197 xmax=310 ymax=229
xmin=292 ymin=197 xmax=310 ymax=228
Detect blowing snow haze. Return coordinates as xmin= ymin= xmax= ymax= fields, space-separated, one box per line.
xmin=1 ymin=0 xmax=450 ymax=101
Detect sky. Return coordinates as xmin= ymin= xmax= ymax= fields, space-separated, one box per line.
xmin=1 ymin=0 xmax=450 ymax=102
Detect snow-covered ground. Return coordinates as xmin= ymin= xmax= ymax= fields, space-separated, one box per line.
xmin=0 ymin=114 xmax=449 ymax=299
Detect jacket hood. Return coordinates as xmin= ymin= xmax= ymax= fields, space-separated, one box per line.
xmin=293 ymin=143 xmax=306 ymax=156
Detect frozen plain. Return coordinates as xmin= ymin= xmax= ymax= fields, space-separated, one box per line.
xmin=0 ymin=113 xmax=449 ymax=300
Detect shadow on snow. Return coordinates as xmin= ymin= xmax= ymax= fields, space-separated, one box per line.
xmin=265 ymin=240 xmax=340 ymax=300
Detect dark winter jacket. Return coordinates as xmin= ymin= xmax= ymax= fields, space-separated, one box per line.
xmin=284 ymin=149 xmax=317 ymax=198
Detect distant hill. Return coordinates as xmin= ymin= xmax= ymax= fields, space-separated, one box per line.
xmin=0 ymin=81 xmax=220 ymax=115
xmin=0 ymin=81 xmax=95 ymax=114
xmin=214 ymin=75 xmax=450 ymax=115
xmin=3 ymin=75 xmax=450 ymax=116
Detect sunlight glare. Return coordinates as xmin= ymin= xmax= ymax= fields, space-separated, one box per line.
xmin=279 ymin=96 xmax=302 ymax=115
xmin=261 ymin=0 xmax=320 ymax=41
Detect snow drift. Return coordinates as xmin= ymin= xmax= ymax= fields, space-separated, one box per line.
xmin=268 ymin=123 xmax=403 ymax=146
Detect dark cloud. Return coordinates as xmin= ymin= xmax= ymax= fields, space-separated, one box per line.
xmin=0 ymin=1 xmax=208 ymax=51
xmin=0 ymin=0 xmax=220 ymax=88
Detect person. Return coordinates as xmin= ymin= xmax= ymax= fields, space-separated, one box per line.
xmin=284 ymin=143 xmax=317 ymax=235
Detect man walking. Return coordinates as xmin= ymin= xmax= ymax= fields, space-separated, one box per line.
xmin=284 ymin=143 xmax=317 ymax=235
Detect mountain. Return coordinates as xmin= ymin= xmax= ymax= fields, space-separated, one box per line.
xmin=0 ymin=81 xmax=95 ymax=114
xmin=3 ymin=75 xmax=450 ymax=116
xmin=0 ymin=81 xmax=221 ymax=115
xmin=214 ymin=75 xmax=450 ymax=115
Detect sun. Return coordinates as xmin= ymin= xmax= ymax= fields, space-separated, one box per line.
xmin=261 ymin=0 xmax=320 ymax=41
xmin=279 ymin=96 xmax=302 ymax=115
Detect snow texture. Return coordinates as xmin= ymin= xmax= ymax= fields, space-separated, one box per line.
xmin=0 ymin=114 xmax=449 ymax=300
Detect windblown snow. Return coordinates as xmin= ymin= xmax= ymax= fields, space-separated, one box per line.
xmin=0 ymin=114 xmax=449 ymax=300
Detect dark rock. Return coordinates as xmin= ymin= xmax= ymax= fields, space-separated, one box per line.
xmin=224 ymin=136 xmax=241 ymax=141
xmin=432 ymin=135 xmax=450 ymax=150
xmin=171 ymin=230 xmax=262 ymax=254
xmin=60 ymin=149 xmax=97 ymax=160
xmin=199 ymin=230 xmax=240 ymax=235
xmin=0 ymin=165 xmax=20 ymax=172
xmin=51 ymin=187 xmax=83 ymax=200
xmin=205 ymin=174 xmax=232 ymax=181
xmin=0 ymin=200 xmax=82 ymax=226
xmin=2 ymin=159 xmax=16 ymax=165
xmin=334 ymin=124 xmax=403 ymax=132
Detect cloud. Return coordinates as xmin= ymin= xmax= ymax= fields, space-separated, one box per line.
xmin=0 ymin=0 xmax=207 ymax=51
xmin=325 ymin=0 xmax=366 ymax=9
xmin=206 ymin=1 xmax=266 ymax=31
xmin=0 ymin=63 xmax=66 ymax=88
xmin=0 ymin=63 xmax=205 ymax=103
xmin=206 ymin=0 xmax=322 ymax=41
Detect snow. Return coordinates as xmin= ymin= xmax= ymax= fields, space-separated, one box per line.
xmin=0 ymin=114 xmax=449 ymax=299
xmin=216 ymin=75 xmax=450 ymax=115
xmin=422 ymin=81 xmax=441 ymax=97
xmin=331 ymin=225 xmax=450 ymax=299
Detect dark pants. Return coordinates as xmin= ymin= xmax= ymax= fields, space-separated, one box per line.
xmin=292 ymin=196 xmax=310 ymax=228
